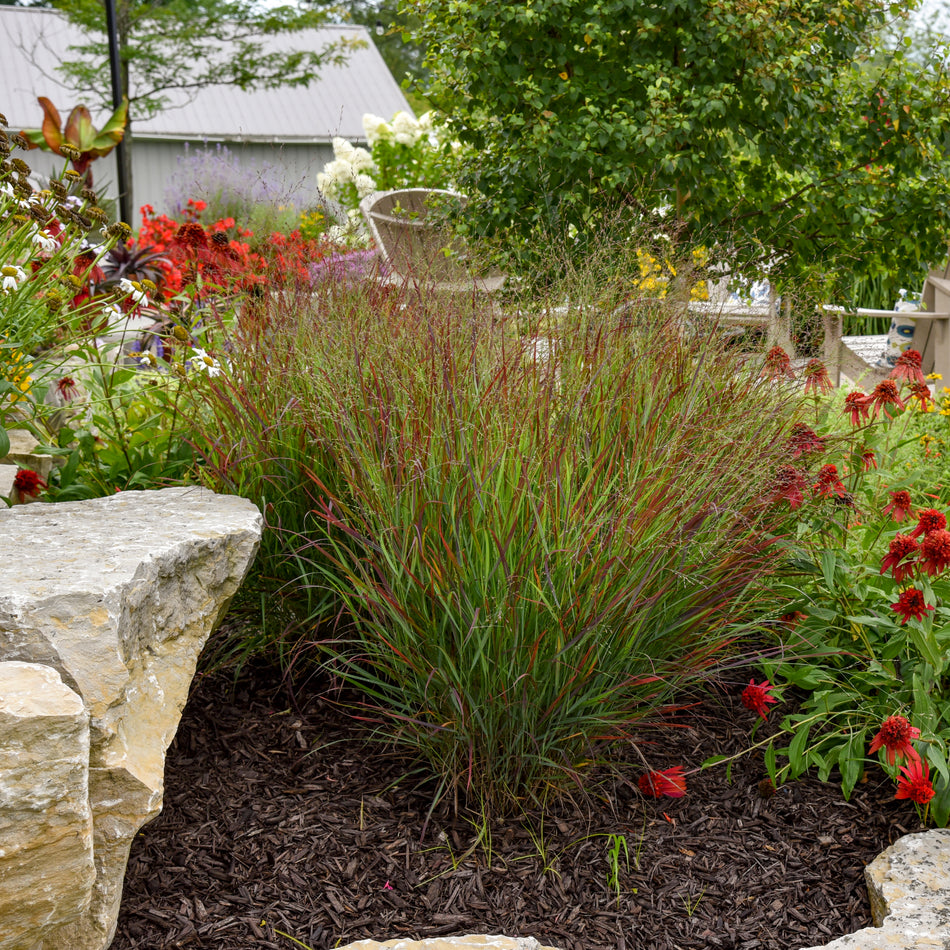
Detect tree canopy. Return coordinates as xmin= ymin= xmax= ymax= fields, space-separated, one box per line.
xmin=406 ymin=0 xmax=950 ymax=291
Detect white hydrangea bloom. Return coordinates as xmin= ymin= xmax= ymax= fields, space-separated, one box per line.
xmin=355 ymin=174 xmax=377 ymax=199
xmin=391 ymin=111 xmax=421 ymax=147
xmin=362 ymin=113 xmax=389 ymax=148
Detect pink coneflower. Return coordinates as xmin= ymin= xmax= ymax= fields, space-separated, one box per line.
xmin=638 ymin=766 xmax=687 ymax=799
xmin=869 ymin=715 xmax=921 ymax=765
xmin=896 ymin=758 xmax=935 ymax=805
xmin=883 ymin=490 xmax=914 ymax=524
xmin=844 ymin=391 xmax=870 ymax=426
xmin=890 ymin=349 xmax=927 ymax=385
xmin=891 ymin=587 xmax=935 ymax=624
xmin=741 ymin=679 xmax=778 ymax=719
xmin=880 ymin=534 xmax=920 ymax=583
xmin=909 ymin=508 xmax=947 ymax=539
xmin=919 ymin=529 xmax=950 ymax=576
xmin=909 ymin=381 xmax=934 ymax=410
xmin=802 ymin=359 xmax=834 ymax=394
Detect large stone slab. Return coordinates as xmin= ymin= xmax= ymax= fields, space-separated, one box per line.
xmin=800 ymin=829 xmax=950 ymax=949
xmin=0 ymin=487 xmax=262 ymax=950
xmin=0 ymin=661 xmax=94 ymax=950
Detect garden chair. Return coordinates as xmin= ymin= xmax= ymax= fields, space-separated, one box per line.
xmin=359 ymin=188 xmax=506 ymax=295
xmin=686 ymin=275 xmax=795 ymax=356
xmin=820 ymin=274 xmax=950 ymax=389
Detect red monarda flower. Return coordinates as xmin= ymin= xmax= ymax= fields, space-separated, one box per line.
xmin=896 ymin=757 xmax=935 ymax=805
xmin=742 ymin=679 xmax=778 ymax=719
xmin=788 ymin=423 xmax=825 ymax=459
xmin=910 ymin=381 xmax=934 ymax=410
xmin=761 ymin=346 xmax=794 ymax=380
xmin=12 ymin=468 xmax=45 ymax=497
xmin=867 ymin=379 xmax=905 ymax=419
xmin=919 ymin=529 xmax=950 ymax=576
xmin=802 ymin=359 xmax=833 ymax=394
xmin=880 ymin=534 xmax=920 ymax=583
xmin=175 ymin=221 xmax=209 ymax=249
xmin=860 ymin=449 xmax=877 ymax=472
xmin=909 ymin=507 xmax=947 ymax=539
xmin=869 ymin=715 xmax=921 ymax=765
xmin=891 ymin=587 xmax=935 ymax=624
xmin=890 ymin=349 xmax=927 ymax=385
xmin=814 ymin=463 xmax=847 ymax=499
xmin=844 ymin=391 xmax=870 ymax=426
xmin=638 ymin=766 xmax=687 ymax=799
xmin=883 ymin=490 xmax=914 ymax=524
xmin=772 ymin=465 xmax=806 ymax=510
xmin=55 ymin=375 xmax=78 ymax=401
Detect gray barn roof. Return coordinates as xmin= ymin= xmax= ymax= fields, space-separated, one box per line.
xmin=1 ymin=7 xmax=412 ymax=144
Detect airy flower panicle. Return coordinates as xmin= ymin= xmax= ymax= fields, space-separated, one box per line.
xmin=638 ymin=766 xmax=687 ymax=799
xmin=741 ymin=679 xmax=778 ymax=719
xmin=869 ymin=715 xmax=921 ymax=765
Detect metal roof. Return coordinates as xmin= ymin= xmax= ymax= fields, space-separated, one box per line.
xmin=0 ymin=7 xmax=412 ymax=143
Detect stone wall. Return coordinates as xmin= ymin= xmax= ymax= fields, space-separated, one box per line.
xmin=0 ymin=487 xmax=262 ymax=950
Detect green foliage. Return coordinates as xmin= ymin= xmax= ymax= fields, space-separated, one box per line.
xmin=406 ymin=0 xmax=950 ymax=289
xmin=751 ymin=379 xmax=950 ymax=823
xmin=52 ymin=0 xmax=356 ymax=120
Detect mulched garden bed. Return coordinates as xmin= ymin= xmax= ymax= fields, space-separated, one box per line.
xmin=113 ymin=660 xmax=924 ymax=950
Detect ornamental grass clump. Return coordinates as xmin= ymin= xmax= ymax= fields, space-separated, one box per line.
xmin=192 ymin=267 xmax=805 ymax=814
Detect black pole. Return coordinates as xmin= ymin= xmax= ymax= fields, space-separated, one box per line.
xmin=104 ymin=0 xmax=131 ymax=225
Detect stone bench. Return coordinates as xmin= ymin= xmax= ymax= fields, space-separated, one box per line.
xmin=0 ymin=487 xmax=262 ymax=950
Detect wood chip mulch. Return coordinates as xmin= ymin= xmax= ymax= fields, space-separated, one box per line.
xmin=113 ymin=664 xmax=924 ymax=950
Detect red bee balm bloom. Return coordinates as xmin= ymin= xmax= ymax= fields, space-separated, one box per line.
xmin=883 ymin=490 xmax=914 ymax=524
xmin=772 ymin=465 xmax=806 ymax=510
xmin=803 ymin=359 xmax=833 ymax=394
xmin=896 ymin=758 xmax=935 ymax=805
xmin=742 ymin=679 xmax=778 ymax=719
xmin=760 ymin=346 xmax=795 ymax=380
xmin=867 ymin=379 xmax=905 ymax=419
xmin=12 ymin=468 xmax=45 ymax=498
xmin=869 ymin=715 xmax=921 ymax=765
xmin=814 ymin=464 xmax=847 ymax=499
xmin=919 ymin=529 xmax=950 ymax=576
xmin=890 ymin=349 xmax=927 ymax=385
xmin=880 ymin=534 xmax=920 ymax=583
xmin=891 ymin=588 xmax=935 ymax=624
xmin=910 ymin=508 xmax=947 ymax=539
xmin=638 ymin=766 xmax=687 ymax=799
xmin=844 ymin=391 xmax=870 ymax=426
xmin=788 ymin=423 xmax=825 ymax=459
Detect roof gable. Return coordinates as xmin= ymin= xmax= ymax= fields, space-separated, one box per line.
xmin=1 ymin=7 xmax=412 ymax=143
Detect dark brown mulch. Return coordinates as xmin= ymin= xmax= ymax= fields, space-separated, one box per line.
xmin=113 ymin=663 xmax=924 ymax=950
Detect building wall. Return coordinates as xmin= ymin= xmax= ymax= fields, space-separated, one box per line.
xmin=19 ymin=138 xmax=337 ymax=225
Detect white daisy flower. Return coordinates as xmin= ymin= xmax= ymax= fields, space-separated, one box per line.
xmin=118 ymin=278 xmax=148 ymax=307
xmin=1 ymin=264 xmax=26 ymax=293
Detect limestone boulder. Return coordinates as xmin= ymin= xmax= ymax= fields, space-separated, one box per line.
xmin=0 ymin=661 xmax=94 ymax=950
xmin=0 ymin=487 xmax=262 ymax=950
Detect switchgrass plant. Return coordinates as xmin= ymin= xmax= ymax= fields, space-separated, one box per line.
xmin=189 ymin=264 xmax=806 ymax=815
